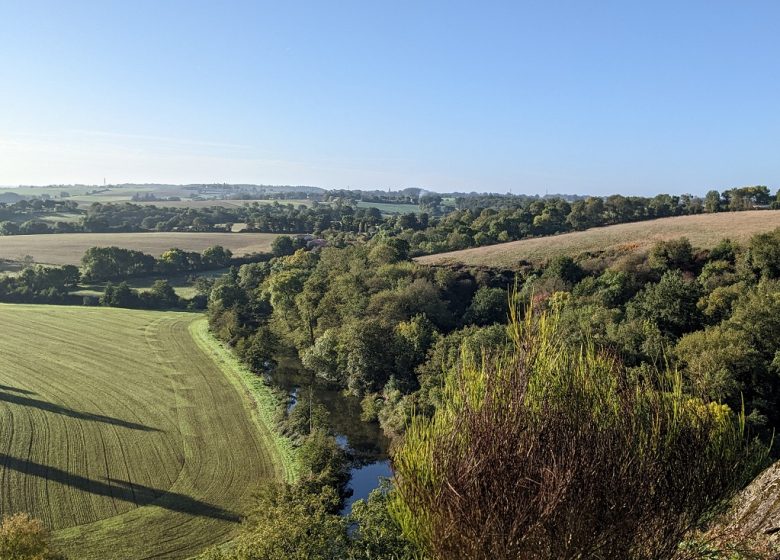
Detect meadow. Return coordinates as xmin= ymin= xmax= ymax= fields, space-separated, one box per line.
xmin=0 ymin=185 xmax=317 ymax=208
xmin=355 ymin=201 xmax=421 ymax=214
xmin=71 ymin=268 xmax=229 ymax=299
xmin=0 ymin=305 xmax=292 ymax=559
xmin=132 ymin=198 xmax=315 ymax=209
xmin=0 ymin=232 xmax=280 ymax=265
xmin=415 ymin=210 xmax=780 ymax=268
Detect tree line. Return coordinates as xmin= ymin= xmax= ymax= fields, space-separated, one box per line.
xmin=3 ymin=187 xmax=778 ymax=261
xmin=0 ymin=245 xmax=237 ymax=309
xmin=81 ymin=245 xmax=232 ymax=282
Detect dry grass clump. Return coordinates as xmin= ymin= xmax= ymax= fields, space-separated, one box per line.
xmin=391 ymin=307 xmax=766 ymax=560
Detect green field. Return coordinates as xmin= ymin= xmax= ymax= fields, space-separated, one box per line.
xmin=356 ymin=201 xmax=421 ymax=214
xmin=0 ymin=305 xmax=293 ymax=559
xmin=415 ymin=210 xmax=780 ymax=268
xmin=131 ymin=198 xmax=315 ymax=209
xmin=35 ymin=212 xmax=84 ymax=223
xmin=0 ymin=232 xmax=280 ymax=266
xmin=0 ymin=185 xmax=318 ymax=209
xmin=0 ymin=186 xmax=107 ymax=198
xmin=71 ymin=268 xmax=228 ymax=299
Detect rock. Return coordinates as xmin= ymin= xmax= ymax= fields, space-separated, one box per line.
xmin=722 ymin=460 xmax=780 ymax=547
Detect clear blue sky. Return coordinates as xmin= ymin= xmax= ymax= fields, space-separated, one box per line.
xmin=1 ymin=0 xmax=778 ymax=195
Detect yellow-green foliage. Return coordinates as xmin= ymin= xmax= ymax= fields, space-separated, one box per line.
xmin=391 ymin=306 xmax=766 ymax=559
xmin=0 ymin=514 xmax=65 ymax=560
xmin=195 ymin=485 xmax=349 ymax=560
xmin=0 ymin=305 xmax=293 ymax=559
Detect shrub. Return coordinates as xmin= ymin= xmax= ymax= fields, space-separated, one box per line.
xmin=390 ymin=307 xmax=766 ymax=560
xmin=0 ymin=513 xmax=66 ymax=560
xmin=650 ymin=237 xmax=695 ymax=272
xmin=197 ymin=484 xmax=349 ymax=560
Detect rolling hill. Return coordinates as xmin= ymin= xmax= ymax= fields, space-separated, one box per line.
xmin=415 ymin=210 xmax=780 ymax=268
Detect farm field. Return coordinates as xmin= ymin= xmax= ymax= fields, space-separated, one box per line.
xmin=0 ymin=232 xmax=281 ymax=265
xmin=72 ymin=268 xmax=228 ymax=299
xmin=0 ymin=186 xmax=105 ymax=198
xmin=415 ymin=210 xmax=780 ymax=268
xmin=132 ymin=198 xmax=315 ymax=209
xmin=0 ymin=305 xmax=291 ymax=559
xmin=356 ymin=200 xmax=420 ymax=214
xmin=0 ymin=185 xmax=319 ymax=208
xmin=130 ymin=199 xmax=250 ymax=209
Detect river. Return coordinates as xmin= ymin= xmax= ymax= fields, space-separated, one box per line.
xmin=270 ymin=356 xmax=393 ymax=515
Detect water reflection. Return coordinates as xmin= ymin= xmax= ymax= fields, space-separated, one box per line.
xmin=341 ymin=460 xmax=392 ymax=515
xmin=269 ymin=355 xmax=393 ymax=511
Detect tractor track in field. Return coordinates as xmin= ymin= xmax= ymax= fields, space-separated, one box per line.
xmin=0 ymin=305 xmax=292 ymax=559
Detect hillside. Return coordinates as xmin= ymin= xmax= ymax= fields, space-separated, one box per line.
xmin=0 ymin=305 xmax=291 ymax=559
xmin=415 ymin=210 xmax=780 ymax=268
xmin=0 ymin=232 xmax=280 ymax=266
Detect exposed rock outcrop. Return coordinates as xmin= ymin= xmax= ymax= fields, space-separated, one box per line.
xmin=721 ymin=460 xmax=780 ymax=550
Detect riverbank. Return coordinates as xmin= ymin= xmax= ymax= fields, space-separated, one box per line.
xmin=190 ymin=322 xmax=392 ymax=513
xmin=189 ymin=318 xmax=299 ymax=483
xmin=269 ymin=354 xmax=393 ymax=512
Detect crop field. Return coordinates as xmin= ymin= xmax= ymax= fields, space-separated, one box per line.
xmin=0 ymin=232 xmax=280 ymax=265
xmin=0 ymin=186 xmax=102 ymax=198
xmin=130 ymin=199 xmax=250 ymax=209
xmin=415 ymin=210 xmax=780 ymax=268
xmin=0 ymin=185 xmax=318 ymax=208
xmin=0 ymin=305 xmax=291 ymax=559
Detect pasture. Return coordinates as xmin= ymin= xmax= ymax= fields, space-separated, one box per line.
xmin=0 ymin=305 xmax=292 ymax=559
xmin=71 ymin=268 xmax=228 ymax=299
xmin=356 ymin=201 xmax=420 ymax=214
xmin=132 ymin=198 xmax=315 ymax=209
xmin=0 ymin=232 xmax=280 ymax=265
xmin=415 ymin=210 xmax=780 ymax=268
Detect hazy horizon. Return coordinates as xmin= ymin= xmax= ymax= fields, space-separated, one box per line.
xmin=0 ymin=181 xmax=772 ymax=199
xmin=1 ymin=1 xmax=778 ymax=195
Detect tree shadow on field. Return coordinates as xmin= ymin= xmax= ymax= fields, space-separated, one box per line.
xmin=0 ymin=384 xmax=36 ymax=395
xmin=0 ymin=454 xmax=239 ymax=522
xmin=0 ymin=389 xmax=161 ymax=432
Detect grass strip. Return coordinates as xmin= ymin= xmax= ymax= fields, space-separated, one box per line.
xmin=189 ymin=318 xmax=298 ymax=483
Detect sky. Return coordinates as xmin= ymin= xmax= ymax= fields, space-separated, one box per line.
xmin=0 ymin=0 xmax=778 ymax=195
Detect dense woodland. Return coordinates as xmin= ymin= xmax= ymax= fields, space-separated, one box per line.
xmin=193 ymin=222 xmax=780 ymax=558
xmin=206 ymin=228 xmax=780 ymax=444
xmin=3 ymin=192 xmax=780 ymax=558
xmin=197 ymin=223 xmax=780 ymax=558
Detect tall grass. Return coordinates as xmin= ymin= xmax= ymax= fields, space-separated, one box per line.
xmin=390 ymin=304 xmax=767 ymax=559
